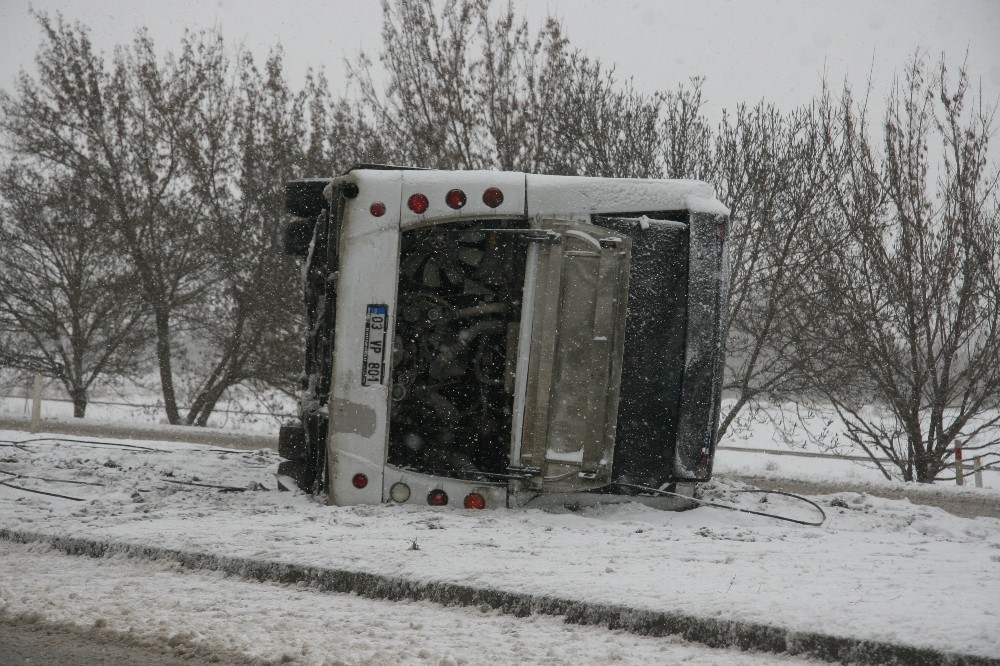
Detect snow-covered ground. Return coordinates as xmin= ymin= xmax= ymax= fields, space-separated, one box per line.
xmin=1 ymin=428 xmax=998 ymax=663
xmin=0 ymin=540 xmax=819 ymax=665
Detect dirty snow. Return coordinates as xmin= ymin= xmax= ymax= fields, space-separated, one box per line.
xmin=0 ymin=539 xmax=819 ymax=665
xmin=1 ymin=429 xmax=998 ymax=662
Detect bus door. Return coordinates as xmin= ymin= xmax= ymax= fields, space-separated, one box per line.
xmin=512 ymin=221 xmax=631 ymax=492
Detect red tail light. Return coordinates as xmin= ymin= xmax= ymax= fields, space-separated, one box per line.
xmin=370 ymin=202 xmax=386 ymax=217
xmin=482 ymin=187 xmax=504 ymax=208
xmin=445 ymin=189 xmax=467 ymax=210
xmin=408 ymin=193 xmax=429 ymax=214
xmin=427 ymin=489 xmax=448 ymax=506
xmin=352 ymin=473 xmax=369 ymax=489
xmin=463 ymin=493 xmax=486 ymax=510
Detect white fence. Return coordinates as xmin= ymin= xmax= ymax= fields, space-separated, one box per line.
xmin=1 ymin=383 xmax=294 ymax=436
xmin=716 ymin=445 xmax=998 ymax=487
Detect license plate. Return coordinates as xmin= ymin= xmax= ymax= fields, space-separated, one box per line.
xmin=362 ymin=304 xmax=388 ymax=386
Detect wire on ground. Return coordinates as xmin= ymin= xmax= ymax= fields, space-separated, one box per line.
xmin=0 ymin=436 xmax=262 ymax=456
xmin=615 ymin=482 xmax=827 ymax=526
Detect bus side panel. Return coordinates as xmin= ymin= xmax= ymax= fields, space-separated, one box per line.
xmin=673 ymin=211 xmax=729 ymax=480
xmin=593 ymin=216 xmax=689 ymax=488
xmin=328 ymin=171 xmax=403 ymax=505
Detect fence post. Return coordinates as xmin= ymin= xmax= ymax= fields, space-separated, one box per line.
xmin=954 ymin=447 xmax=964 ymax=486
xmin=29 ymin=374 xmax=43 ymax=434
xmin=973 ymin=457 xmax=983 ymax=489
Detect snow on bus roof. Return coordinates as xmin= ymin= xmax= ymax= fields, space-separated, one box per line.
xmin=526 ymin=173 xmax=729 ymax=217
xmin=347 ymin=167 xmax=729 ymax=217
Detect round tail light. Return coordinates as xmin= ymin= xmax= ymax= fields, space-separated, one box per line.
xmin=352 ymin=473 xmax=369 ymax=489
xmin=463 ymin=493 xmax=486 ymax=510
xmin=407 ymin=193 xmax=429 ymax=214
xmin=445 ymin=189 xmax=467 ymax=209
xmin=482 ymin=187 xmax=504 ymax=208
xmin=370 ymin=201 xmax=386 ymax=217
xmin=427 ymin=489 xmax=448 ymax=506
xmin=390 ymin=482 xmax=411 ymax=503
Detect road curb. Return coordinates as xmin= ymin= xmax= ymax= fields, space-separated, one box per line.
xmin=1 ymin=528 xmax=995 ymax=665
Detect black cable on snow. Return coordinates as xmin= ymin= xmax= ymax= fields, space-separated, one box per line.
xmin=204 ymin=448 xmax=268 ymax=455
xmin=0 ymin=479 xmax=85 ymax=501
xmin=0 ymin=436 xmax=269 ymax=499
xmin=0 ymin=442 xmax=30 ymax=451
xmin=0 ymin=468 xmax=106 ymax=486
xmin=0 ymin=436 xmax=265 ymax=456
xmin=2 ymin=465 xmax=245 ymax=497
xmin=0 ymin=437 xmax=160 ymax=452
xmin=160 ymin=478 xmax=250 ymax=492
xmin=614 ymin=482 xmax=827 ymax=526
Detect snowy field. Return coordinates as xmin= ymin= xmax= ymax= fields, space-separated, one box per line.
xmin=1 ymin=428 xmax=999 ymax=663
xmin=0 ymin=392 xmax=292 ymax=434
xmin=715 ymin=402 xmax=1000 ymax=491
xmin=715 ymin=447 xmax=1000 ymax=493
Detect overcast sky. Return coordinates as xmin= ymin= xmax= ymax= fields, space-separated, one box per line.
xmin=1 ymin=0 xmax=998 ymax=123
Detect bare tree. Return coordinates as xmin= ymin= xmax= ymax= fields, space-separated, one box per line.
xmin=0 ymin=164 xmax=148 ymax=416
xmin=796 ymin=55 xmax=1000 ymax=482
xmin=475 ymin=5 xmax=566 ymax=172
xmin=351 ymin=0 xmax=663 ymax=177
xmin=660 ymin=79 xmax=715 ymax=181
xmin=651 ymin=83 xmax=833 ymax=443
xmin=714 ymin=102 xmax=831 ymax=440
xmin=551 ymin=62 xmax=662 ymax=178
xmin=177 ymin=50 xmax=315 ymax=425
xmin=1 ymin=15 xmax=337 ymax=426
xmin=303 ymin=71 xmax=374 ymax=175
xmin=0 ymin=14 xmax=218 ymax=424
xmin=349 ymin=0 xmax=485 ymax=169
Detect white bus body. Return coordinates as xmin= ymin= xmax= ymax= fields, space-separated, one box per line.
xmin=278 ymin=166 xmax=729 ymax=510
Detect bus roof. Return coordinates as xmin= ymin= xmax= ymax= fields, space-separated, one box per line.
xmin=338 ymin=167 xmax=729 ymax=218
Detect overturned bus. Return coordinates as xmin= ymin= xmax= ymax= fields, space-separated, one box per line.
xmin=277 ymin=166 xmax=729 ymax=510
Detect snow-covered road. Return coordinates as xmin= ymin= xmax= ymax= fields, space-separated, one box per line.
xmin=1 ymin=429 xmax=998 ymax=663
xmin=0 ymin=540 xmax=818 ymax=665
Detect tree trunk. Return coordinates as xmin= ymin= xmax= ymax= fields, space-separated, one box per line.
xmin=153 ymin=308 xmax=181 ymax=425
xmin=192 ymin=381 xmax=230 ymax=427
xmin=717 ymin=394 xmax=749 ymax=442
xmin=913 ymin=443 xmax=934 ymax=483
xmin=70 ymin=387 xmax=88 ymax=418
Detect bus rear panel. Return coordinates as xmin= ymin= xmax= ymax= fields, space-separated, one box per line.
xmin=278 ymin=167 xmax=729 ymax=510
